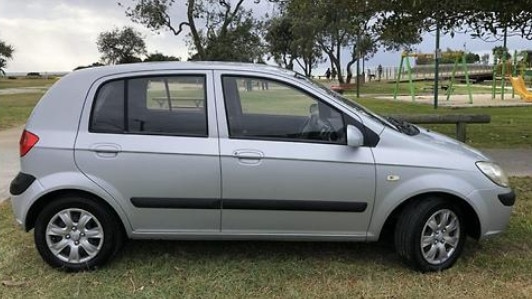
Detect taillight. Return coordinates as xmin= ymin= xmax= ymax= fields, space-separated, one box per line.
xmin=20 ymin=130 xmax=39 ymax=157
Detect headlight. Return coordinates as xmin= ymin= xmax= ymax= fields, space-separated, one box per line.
xmin=476 ymin=161 xmax=509 ymax=188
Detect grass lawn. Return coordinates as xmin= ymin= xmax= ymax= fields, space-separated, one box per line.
xmin=0 ymin=77 xmax=58 ymax=89
xmin=0 ymin=93 xmax=43 ymax=130
xmin=318 ymin=80 xmax=509 ymax=96
xmin=1 ymin=177 xmax=531 ymax=297
xmin=352 ymin=97 xmax=532 ymax=149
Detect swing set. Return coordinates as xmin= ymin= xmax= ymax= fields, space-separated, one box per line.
xmin=393 ymin=51 xmax=474 ymax=104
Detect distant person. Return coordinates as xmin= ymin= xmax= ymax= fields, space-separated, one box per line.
xmin=377 ymin=64 xmax=383 ymax=81
xmin=331 ymin=68 xmax=337 ymax=80
xmin=368 ymin=68 xmax=375 ymax=81
xmin=325 ymin=68 xmax=331 ymax=80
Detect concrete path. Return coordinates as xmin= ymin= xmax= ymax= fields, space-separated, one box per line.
xmin=0 ymin=86 xmax=49 ymax=95
xmin=482 ymin=149 xmax=532 ymax=177
xmin=1 ymin=126 xmax=22 ymax=202
xmin=0 ymin=126 xmax=531 ymax=203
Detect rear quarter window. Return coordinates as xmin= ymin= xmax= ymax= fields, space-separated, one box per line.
xmin=90 ymin=80 xmax=125 ymax=133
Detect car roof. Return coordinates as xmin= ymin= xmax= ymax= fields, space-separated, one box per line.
xmin=71 ymin=61 xmax=297 ymax=79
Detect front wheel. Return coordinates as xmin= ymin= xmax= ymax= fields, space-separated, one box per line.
xmin=34 ymin=195 xmax=123 ymax=271
xmin=395 ymin=197 xmax=466 ymax=272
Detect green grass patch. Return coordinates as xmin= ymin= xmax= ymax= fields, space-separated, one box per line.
xmin=353 ymin=97 xmax=532 ymax=148
xmin=355 ymin=80 xmax=508 ymax=96
xmin=0 ymin=77 xmax=58 ymax=89
xmin=0 ymin=93 xmax=43 ymax=130
xmin=1 ymin=177 xmax=531 ymax=297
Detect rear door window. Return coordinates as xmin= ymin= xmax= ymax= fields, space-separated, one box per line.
xmin=90 ymin=75 xmax=207 ymax=136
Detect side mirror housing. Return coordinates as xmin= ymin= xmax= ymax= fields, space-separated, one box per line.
xmin=347 ymin=125 xmax=364 ymax=147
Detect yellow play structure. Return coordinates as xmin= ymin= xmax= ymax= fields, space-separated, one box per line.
xmin=509 ymin=76 xmax=532 ymax=102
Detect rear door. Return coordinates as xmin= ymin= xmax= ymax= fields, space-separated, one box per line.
xmin=75 ymin=71 xmax=221 ymax=234
xmin=214 ymin=72 xmax=376 ymax=238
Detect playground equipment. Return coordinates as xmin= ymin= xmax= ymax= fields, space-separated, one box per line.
xmin=393 ymin=51 xmax=473 ymax=103
xmin=492 ymin=50 xmax=529 ymax=100
xmin=509 ymin=76 xmax=532 ymax=102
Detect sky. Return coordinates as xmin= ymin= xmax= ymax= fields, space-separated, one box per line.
xmin=1 ymin=0 xmax=531 ymax=74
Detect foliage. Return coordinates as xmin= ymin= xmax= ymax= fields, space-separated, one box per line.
xmin=96 ymin=26 xmax=147 ymax=64
xmin=377 ymin=0 xmax=532 ymax=41
xmin=122 ymin=0 xmax=264 ymax=62
xmin=493 ymin=46 xmax=512 ymax=61
xmin=415 ymin=49 xmax=480 ymax=65
xmin=280 ymin=0 xmax=421 ymax=83
xmin=0 ymin=39 xmax=15 ymax=76
xmin=265 ymin=13 xmax=325 ymax=77
xmin=264 ymin=16 xmax=297 ymax=70
xmin=518 ymin=50 xmax=532 ymax=68
xmin=144 ymin=52 xmax=180 ymax=62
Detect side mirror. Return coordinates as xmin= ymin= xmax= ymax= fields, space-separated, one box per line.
xmin=347 ymin=125 xmax=364 ymax=147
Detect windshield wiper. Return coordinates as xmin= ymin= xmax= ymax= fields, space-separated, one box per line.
xmin=385 ymin=116 xmax=420 ymax=136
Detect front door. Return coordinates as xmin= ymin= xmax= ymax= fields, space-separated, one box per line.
xmin=215 ymin=73 xmax=376 ymax=238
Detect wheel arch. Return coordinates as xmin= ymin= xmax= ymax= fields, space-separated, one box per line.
xmin=25 ymin=189 xmax=127 ymax=238
xmin=379 ymin=191 xmax=481 ymax=241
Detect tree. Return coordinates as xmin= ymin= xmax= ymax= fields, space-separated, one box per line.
xmin=264 ymin=16 xmax=297 ymax=70
xmin=264 ymin=13 xmax=325 ymax=77
xmin=492 ymin=46 xmax=511 ymax=61
xmin=415 ymin=49 xmax=480 ymax=65
xmin=121 ymin=0 xmax=264 ymax=62
xmin=282 ymin=0 xmax=421 ymax=83
xmin=283 ymin=0 xmax=360 ymax=83
xmin=464 ymin=52 xmax=480 ymax=64
xmin=0 ymin=39 xmax=15 ymax=76
xmin=97 ymin=26 xmax=147 ymax=64
xmin=377 ymin=0 xmax=532 ymax=42
xmin=144 ymin=52 xmax=180 ymax=62
xmin=481 ymin=53 xmax=490 ymax=65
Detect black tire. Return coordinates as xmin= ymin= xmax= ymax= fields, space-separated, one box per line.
xmin=394 ymin=197 xmax=466 ymax=272
xmin=34 ymin=194 xmax=124 ymax=271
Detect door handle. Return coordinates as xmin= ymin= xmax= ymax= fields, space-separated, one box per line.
xmin=233 ymin=150 xmax=264 ymax=164
xmin=91 ymin=144 xmax=121 ymax=158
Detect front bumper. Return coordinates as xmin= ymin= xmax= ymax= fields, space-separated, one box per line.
xmin=469 ymin=187 xmax=515 ymax=239
xmin=498 ymin=190 xmax=516 ymax=206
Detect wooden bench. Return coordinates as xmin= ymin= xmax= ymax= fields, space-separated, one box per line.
xmin=330 ymin=83 xmax=356 ymax=94
xmin=386 ymin=114 xmax=491 ymax=142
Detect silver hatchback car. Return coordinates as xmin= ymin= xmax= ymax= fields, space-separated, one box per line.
xmin=10 ymin=62 xmax=514 ymax=272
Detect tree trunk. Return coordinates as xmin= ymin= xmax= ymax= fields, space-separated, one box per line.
xmin=335 ymin=42 xmax=344 ymax=83
xmin=330 ymin=55 xmax=344 ymax=84
xmin=187 ymin=0 xmax=205 ymax=60
xmin=346 ymin=58 xmax=356 ymax=84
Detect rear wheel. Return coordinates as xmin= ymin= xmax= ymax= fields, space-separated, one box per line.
xmin=395 ymin=197 xmax=466 ymax=272
xmin=34 ymin=195 xmax=123 ymax=271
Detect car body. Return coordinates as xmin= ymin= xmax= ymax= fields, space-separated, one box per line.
xmin=10 ymin=62 xmax=515 ymax=272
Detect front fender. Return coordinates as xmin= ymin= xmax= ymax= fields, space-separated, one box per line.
xmin=367 ymin=167 xmax=490 ymax=240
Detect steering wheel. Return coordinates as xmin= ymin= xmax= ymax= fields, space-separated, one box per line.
xmin=299 ymin=113 xmax=337 ymax=142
